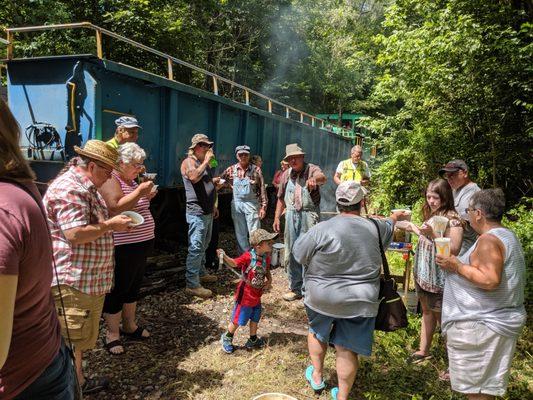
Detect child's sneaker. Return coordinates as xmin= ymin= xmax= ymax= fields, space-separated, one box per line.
xmin=245 ymin=336 xmax=265 ymax=350
xmin=221 ymin=333 xmax=234 ymax=354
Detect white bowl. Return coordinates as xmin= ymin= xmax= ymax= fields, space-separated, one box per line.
xmin=121 ymin=211 xmax=144 ymax=227
xmin=252 ymin=394 xmax=297 ymax=400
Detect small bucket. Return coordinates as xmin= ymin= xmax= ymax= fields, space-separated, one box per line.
xmin=402 ymin=291 xmax=419 ymax=314
xmin=271 ymin=243 xmax=285 ymax=267
xmin=252 ymin=393 xmax=298 ymax=400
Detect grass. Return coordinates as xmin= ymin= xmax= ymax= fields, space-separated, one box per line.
xmin=156 ymin=268 xmax=532 ymax=400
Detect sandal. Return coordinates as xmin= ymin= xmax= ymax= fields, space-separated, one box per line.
xmin=405 ymin=352 xmax=432 ymax=364
xmin=120 ymin=326 xmax=149 ymax=341
xmin=104 ymin=339 xmax=124 ymax=355
xmin=305 ymin=365 xmax=326 ymax=392
xmin=438 ymin=368 xmax=450 ymax=381
xmin=81 ymin=376 xmax=109 ymax=394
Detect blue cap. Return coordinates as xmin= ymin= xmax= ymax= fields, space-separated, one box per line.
xmin=115 ymin=116 xmax=141 ymax=129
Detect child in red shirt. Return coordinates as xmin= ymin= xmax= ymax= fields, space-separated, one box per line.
xmin=217 ymin=229 xmax=277 ymax=353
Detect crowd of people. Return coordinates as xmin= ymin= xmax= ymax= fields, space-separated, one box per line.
xmin=0 ymin=97 xmax=527 ymax=400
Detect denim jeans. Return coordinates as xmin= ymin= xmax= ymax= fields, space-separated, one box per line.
xmin=284 ymin=209 xmax=319 ymax=295
xmin=15 ymin=340 xmax=77 ymax=400
xmin=231 ymin=200 xmax=260 ymax=254
xmin=185 ymin=213 xmax=213 ymax=288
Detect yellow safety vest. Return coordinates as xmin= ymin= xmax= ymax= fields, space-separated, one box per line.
xmin=340 ymin=159 xmax=368 ymax=182
xmin=106 ymin=137 xmax=119 ymax=150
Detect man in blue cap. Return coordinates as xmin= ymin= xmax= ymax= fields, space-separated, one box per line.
xmin=106 ymin=116 xmax=141 ymax=149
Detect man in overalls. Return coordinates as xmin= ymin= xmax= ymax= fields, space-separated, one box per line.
xmin=333 ymin=145 xmax=371 ymax=186
xmin=221 ymin=145 xmax=267 ymax=254
xmin=273 ymin=143 xmax=327 ymax=301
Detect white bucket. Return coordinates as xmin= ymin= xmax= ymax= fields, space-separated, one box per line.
xmin=402 ymin=291 xmax=419 ymax=314
xmin=252 ymin=393 xmax=298 ymax=400
xmin=271 ymin=243 xmax=285 ymax=267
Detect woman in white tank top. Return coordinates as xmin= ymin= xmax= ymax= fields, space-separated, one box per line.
xmin=435 ymin=189 xmax=526 ymax=399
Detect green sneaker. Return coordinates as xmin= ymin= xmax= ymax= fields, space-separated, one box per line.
xmin=245 ymin=337 xmax=265 ymax=350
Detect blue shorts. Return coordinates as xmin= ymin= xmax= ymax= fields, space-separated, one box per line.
xmin=305 ymin=306 xmax=375 ymax=356
xmin=232 ymin=303 xmax=262 ymax=326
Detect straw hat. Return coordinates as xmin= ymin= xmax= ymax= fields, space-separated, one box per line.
xmin=189 ymin=133 xmax=214 ymax=149
xmin=74 ymin=140 xmax=120 ymax=170
xmin=283 ymin=143 xmax=305 ymax=160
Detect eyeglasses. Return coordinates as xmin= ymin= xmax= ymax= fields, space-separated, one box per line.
xmin=444 ymin=171 xmax=459 ymax=179
xmin=464 ymin=207 xmax=476 ymax=214
xmin=237 ymin=152 xmax=250 ymax=157
xmin=130 ymin=162 xmax=144 ymax=169
xmin=198 ymin=142 xmax=212 ymax=148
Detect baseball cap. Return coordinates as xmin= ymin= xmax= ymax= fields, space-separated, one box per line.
xmin=235 ymin=145 xmax=251 ymax=155
xmin=115 ymin=116 xmax=141 ymax=129
xmin=335 ymin=181 xmax=368 ymax=206
xmin=249 ymin=229 xmax=278 ymax=246
xmin=439 ymin=159 xmax=468 ymax=176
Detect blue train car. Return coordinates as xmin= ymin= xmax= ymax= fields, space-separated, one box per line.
xmin=7 ymin=55 xmax=353 ymax=213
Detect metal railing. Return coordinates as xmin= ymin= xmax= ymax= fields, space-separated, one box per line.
xmin=4 ymin=22 xmax=359 ymax=139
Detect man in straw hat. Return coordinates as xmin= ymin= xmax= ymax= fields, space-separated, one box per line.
xmin=106 ymin=116 xmax=141 ymax=150
xmin=180 ymin=133 xmax=220 ymax=299
xmin=273 ymin=143 xmax=326 ymax=301
xmin=43 ymin=140 xmax=133 ymax=394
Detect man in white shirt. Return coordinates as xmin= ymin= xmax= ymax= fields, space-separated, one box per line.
xmin=439 ymin=159 xmax=481 ymax=255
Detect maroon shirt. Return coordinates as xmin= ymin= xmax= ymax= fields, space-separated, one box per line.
xmin=0 ymin=181 xmax=61 ymax=399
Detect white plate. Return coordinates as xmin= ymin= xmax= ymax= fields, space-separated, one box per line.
xmin=121 ymin=211 xmax=144 ymax=227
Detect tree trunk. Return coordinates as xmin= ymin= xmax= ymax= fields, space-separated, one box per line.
xmin=491 ymin=135 xmax=497 ymax=188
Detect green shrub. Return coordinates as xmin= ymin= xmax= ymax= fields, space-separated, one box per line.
xmin=503 ymin=197 xmax=533 ymax=304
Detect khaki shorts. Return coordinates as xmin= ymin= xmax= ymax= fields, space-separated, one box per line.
xmin=52 ymin=285 xmax=105 ymax=352
xmin=446 ymin=321 xmax=517 ymax=396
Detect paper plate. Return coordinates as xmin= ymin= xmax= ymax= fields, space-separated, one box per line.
xmin=121 ymin=211 xmax=144 ymax=227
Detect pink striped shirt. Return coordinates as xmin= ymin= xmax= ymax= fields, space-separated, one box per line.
xmin=112 ymin=172 xmax=155 ymax=246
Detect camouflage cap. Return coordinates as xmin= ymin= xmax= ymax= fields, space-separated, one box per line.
xmin=249 ymin=229 xmax=279 ymax=246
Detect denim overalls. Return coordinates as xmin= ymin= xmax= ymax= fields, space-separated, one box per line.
xmin=284 ymin=168 xmax=319 ymax=295
xmin=231 ymin=164 xmax=261 ymax=254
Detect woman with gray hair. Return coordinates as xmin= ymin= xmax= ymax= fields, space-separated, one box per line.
xmin=436 ymin=189 xmax=526 ymax=400
xmin=99 ymin=142 xmax=157 ymax=355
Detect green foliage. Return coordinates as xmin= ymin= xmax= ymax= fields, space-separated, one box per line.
xmin=503 ymin=197 xmax=533 ymax=303
xmin=366 ymin=0 xmax=532 ymax=211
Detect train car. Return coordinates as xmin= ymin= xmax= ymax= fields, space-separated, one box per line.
xmin=3 ymin=23 xmax=361 ymax=245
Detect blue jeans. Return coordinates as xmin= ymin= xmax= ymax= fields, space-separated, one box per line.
xmin=15 ymin=340 xmax=77 ymax=400
xmin=231 ymin=200 xmax=260 ymax=254
xmin=284 ymin=209 xmax=319 ymax=295
xmin=185 ymin=213 xmax=213 ymax=288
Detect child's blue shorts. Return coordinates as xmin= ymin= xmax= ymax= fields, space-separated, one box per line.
xmin=231 ymin=303 xmax=262 ymax=326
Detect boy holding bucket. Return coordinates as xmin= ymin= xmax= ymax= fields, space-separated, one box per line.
xmin=217 ymin=229 xmax=277 ymax=353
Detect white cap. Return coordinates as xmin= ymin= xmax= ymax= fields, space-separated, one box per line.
xmin=336 ymin=181 xmax=368 ymax=206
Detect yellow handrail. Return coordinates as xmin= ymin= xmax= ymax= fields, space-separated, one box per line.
xmin=5 ymin=22 xmax=342 ymax=134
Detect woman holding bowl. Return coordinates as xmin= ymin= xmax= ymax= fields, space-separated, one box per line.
xmin=398 ymin=178 xmax=463 ymax=364
xmin=99 ymin=142 xmax=157 ymax=355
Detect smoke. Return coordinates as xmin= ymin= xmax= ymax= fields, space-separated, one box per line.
xmin=259 ymin=4 xmax=310 ymax=102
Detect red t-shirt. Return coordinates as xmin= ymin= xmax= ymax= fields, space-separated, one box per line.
xmin=233 ymin=251 xmax=270 ymax=307
xmin=0 ymin=181 xmax=61 ymax=399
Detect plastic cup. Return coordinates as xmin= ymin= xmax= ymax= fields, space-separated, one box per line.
xmin=434 ymin=237 xmax=451 ymax=256
xmin=431 ymin=216 xmax=449 ymax=237
xmin=392 ymin=209 xmax=412 ymax=221
xmin=209 ymin=157 xmax=218 ymax=168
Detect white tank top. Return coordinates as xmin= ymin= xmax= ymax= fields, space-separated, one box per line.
xmin=442 ymin=227 xmax=526 ymax=337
